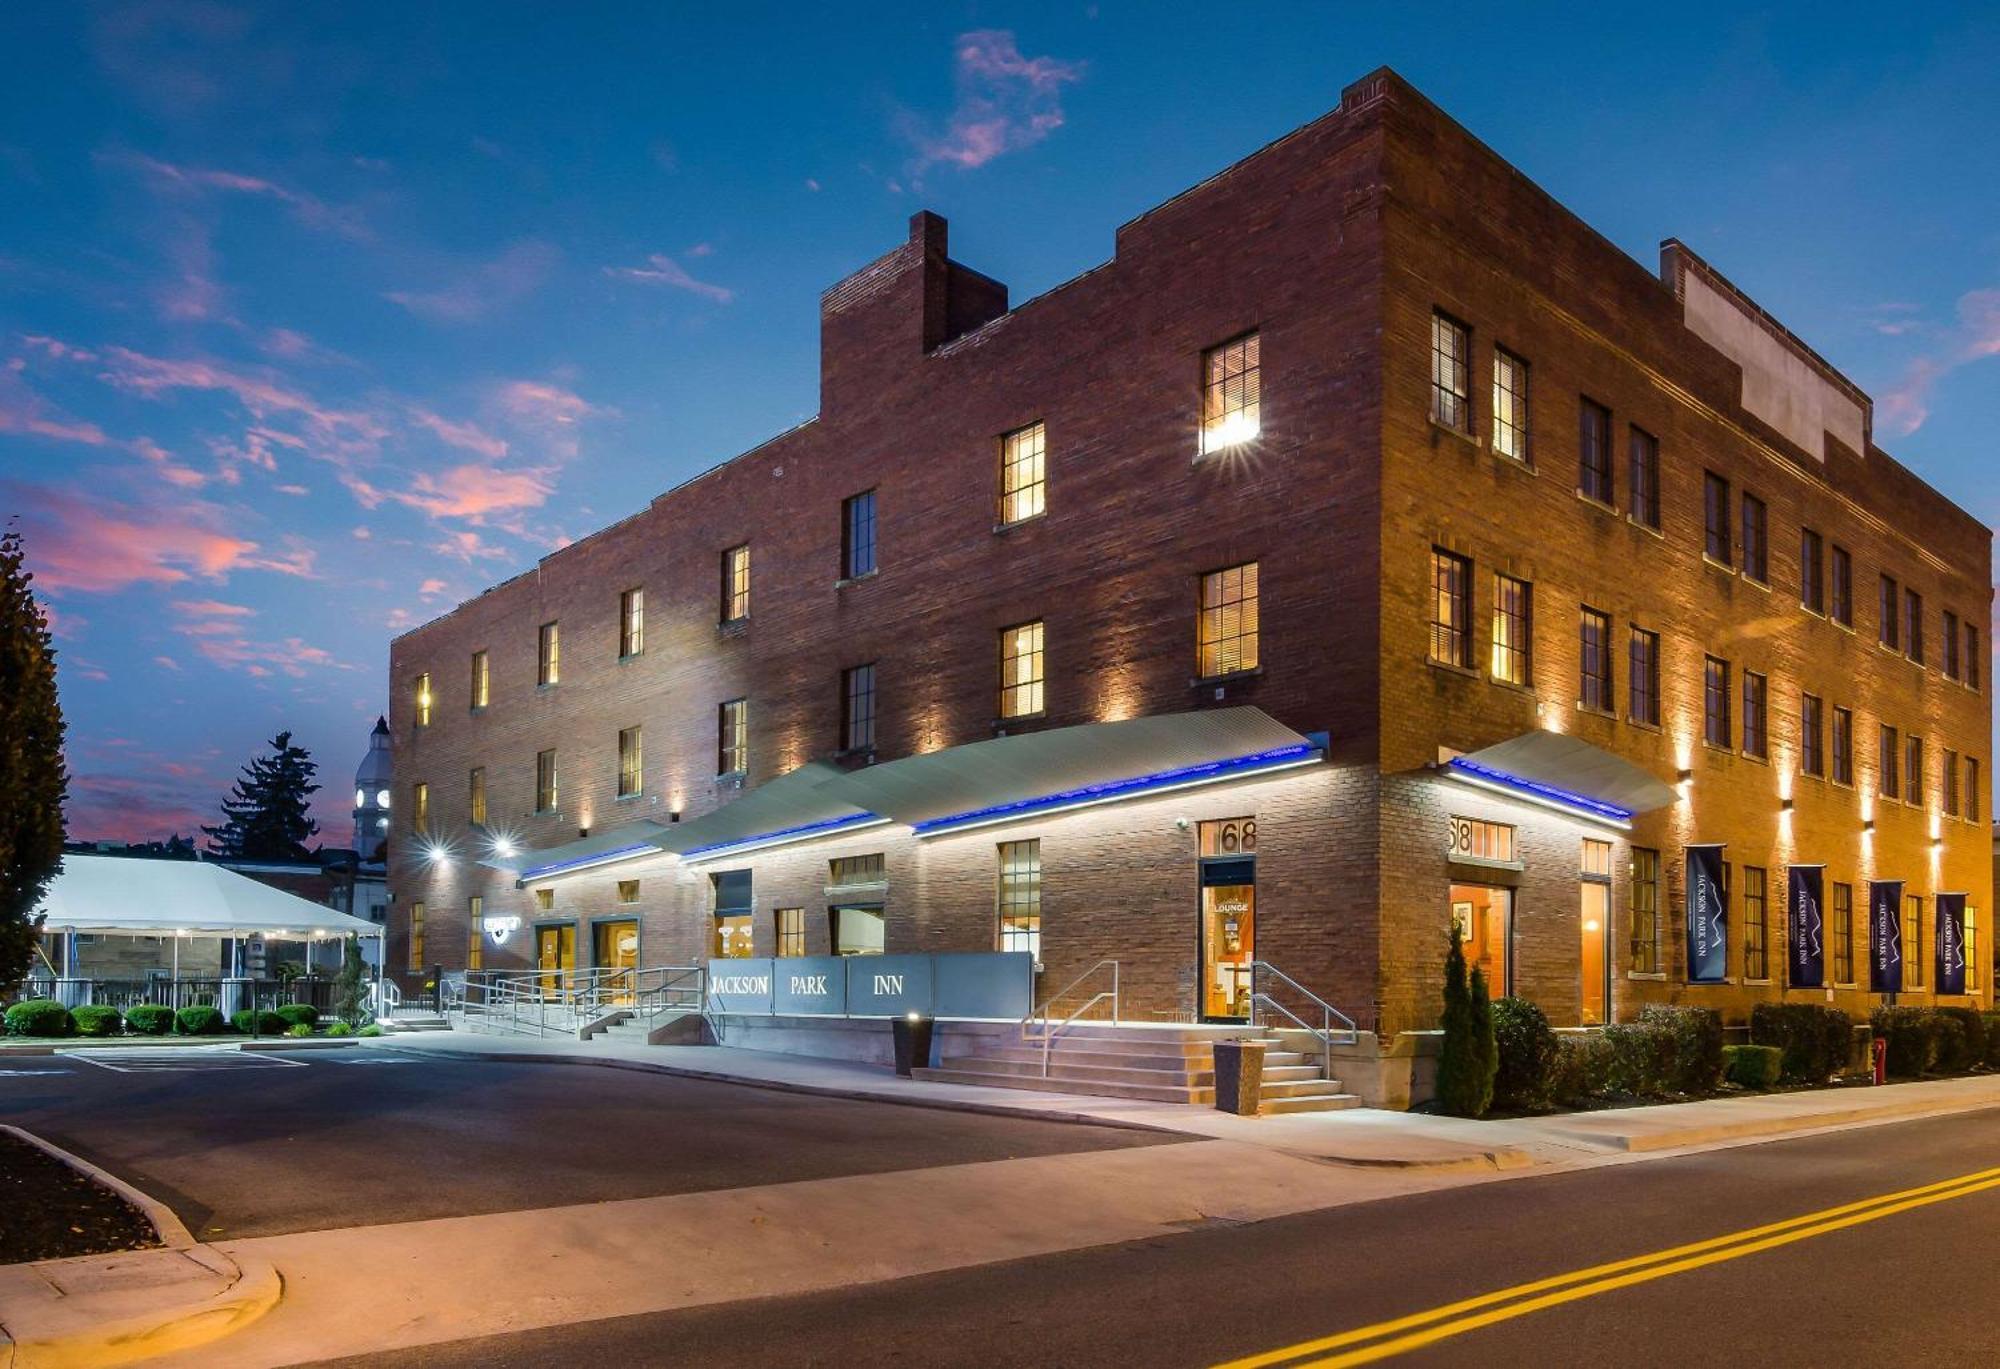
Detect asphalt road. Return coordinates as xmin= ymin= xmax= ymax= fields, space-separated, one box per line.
xmin=318 ymin=1107 xmax=2000 ymax=1369
xmin=0 ymin=1045 xmax=1175 ymax=1238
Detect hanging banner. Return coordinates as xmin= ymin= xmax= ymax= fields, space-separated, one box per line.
xmin=1936 ymin=893 xmax=1967 ymax=997
xmin=1686 ymin=845 xmax=1727 ymax=983
xmin=1869 ymin=880 xmax=1904 ymax=994
xmin=1787 ymin=865 xmax=1825 ymax=989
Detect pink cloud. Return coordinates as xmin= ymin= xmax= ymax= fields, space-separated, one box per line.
xmin=434 ymin=529 xmax=507 ymax=562
xmin=604 ymin=253 xmax=733 ymax=303
xmin=385 ymin=240 xmax=559 ymax=323
xmin=65 ymin=771 xmax=216 ymax=844
xmin=13 ymin=485 xmax=261 ymax=593
xmin=117 ymin=153 xmax=369 ymax=239
xmin=169 ymin=598 xmax=337 ymax=677
xmin=274 ymin=483 xmax=310 ymax=496
xmin=392 ymin=463 xmax=553 ymax=521
xmin=172 ymin=598 xmax=256 ymax=619
xmin=418 ymin=578 xmax=448 ymax=597
xmin=907 ymin=30 xmax=1085 ymax=174
xmin=411 ymin=408 xmax=510 ymax=459
xmin=1876 ymin=288 xmax=2000 ymax=438
xmin=496 ymin=379 xmax=599 ymax=426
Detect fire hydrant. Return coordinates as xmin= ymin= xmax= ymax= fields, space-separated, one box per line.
xmin=1871 ymin=1036 xmax=1887 ymax=1086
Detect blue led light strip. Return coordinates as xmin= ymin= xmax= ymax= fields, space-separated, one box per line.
xmin=1444 ymin=756 xmax=1634 ymax=823
xmin=678 ymin=810 xmax=886 ymax=862
xmin=519 ymin=842 xmax=659 ymax=883
xmin=913 ymin=743 xmax=1321 ymax=837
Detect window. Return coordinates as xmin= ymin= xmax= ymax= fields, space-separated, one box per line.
xmin=1739 ymin=493 xmax=1767 ymax=583
xmin=619 ymin=587 xmax=645 ymax=657
xmin=1801 ymin=695 xmax=1824 ymax=777
xmin=1703 ymin=656 xmax=1731 ymax=748
xmin=413 ymin=782 xmax=430 ymax=831
xmin=1198 ymin=563 xmax=1260 ymax=678
xmin=1800 ymin=529 xmax=1824 ymax=614
xmin=1581 ymin=838 xmax=1612 ymax=877
xmin=1969 ymin=907 xmax=1982 ymax=994
xmin=1879 ymin=725 xmax=1899 ymax=800
xmin=1830 ymin=545 xmax=1853 ymax=627
xmin=997 ymin=840 xmax=1042 ymax=958
xmin=829 ymin=854 xmax=886 ymax=888
xmin=1904 ymin=896 xmax=1925 ymax=989
xmin=1630 ymin=847 xmax=1660 ymax=974
xmin=535 ymin=749 xmax=558 ymax=812
xmin=1905 ymin=734 xmax=1924 ymax=807
xmin=1628 ymin=627 xmax=1661 ymax=726
xmin=1492 ymin=348 xmax=1529 ymax=460
xmin=1581 ymin=839 xmax=1613 ymax=1025
xmin=1628 ymin=427 xmax=1659 ymax=529
xmin=470 ymin=650 xmax=489 ymax=709
xmin=721 ymin=545 xmax=750 ymax=623
xmin=1905 ymin=589 xmax=1924 ymax=664
xmin=1428 ymin=316 xmax=1469 ymax=432
xmin=408 ymin=901 xmax=425 ymax=971
xmin=999 ymin=620 xmax=1045 ymax=718
xmin=468 ymin=767 xmax=487 ymax=826
xmin=1832 ymin=883 xmax=1855 ymax=985
xmin=1832 ymin=706 xmax=1854 ymax=785
xmin=1490 ymin=575 xmax=1532 ymax=686
xmin=1879 ymin=575 xmax=1899 ymax=650
xmin=414 ymin=673 xmax=432 ymax=727
xmin=1969 ymin=757 xmax=1982 ymax=824
xmin=1579 ymin=607 xmax=1613 ymax=713
xmin=711 ymin=871 xmax=754 ymax=959
xmin=1742 ymin=671 xmax=1768 ymax=759
xmin=1944 ymin=750 xmax=1961 ymax=818
xmin=717 ymin=698 xmax=747 ymax=776
xmin=617 ymin=880 xmax=640 ymax=905
xmin=1967 ymin=622 xmax=1981 ymax=691
xmin=1449 ymin=817 xmax=1516 ymax=862
xmin=618 ymin=726 xmax=643 ymax=797
xmin=776 ymin=908 xmax=806 ymax=958
xmin=842 ymin=490 xmax=877 ymax=579
xmin=1703 ymin=472 xmax=1731 ymax=563
xmin=1944 ymin=611 xmax=1961 ymax=680
xmin=1202 ymin=331 xmax=1262 ymax=453
xmin=1743 ymin=867 xmax=1769 ymax=980
xmin=534 ymin=888 xmax=553 ymax=912
xmin=1578 ymin=399 xmax=1612 ymax=504
xmin=998 ymin=422 xmax=1046 ymax=524
xmin=1429 ymin=549 xmax=1472 ymax=668
xmin=466 ymin=895 xmax=482 ymax=972
xmin=841 ymin=663 xmax=877 ymax=752
xmin=537 ymin=621 xmax=560 ymax=685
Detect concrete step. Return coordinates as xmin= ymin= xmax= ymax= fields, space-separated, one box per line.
xmin=1259 ymin=1092 xmax=1365 ymax=1114
xmin=937 ymin=1056 xmax=1212 ymax=1088
xmin=382 ymin=1018 xmax=450 ymax=1033
xmin=914 ymin=1067 xmax=1213 ymax=1105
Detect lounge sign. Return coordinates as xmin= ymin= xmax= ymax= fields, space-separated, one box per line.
xmin=1686 ymin=845 xmax=1727 ymax=984
xmin=1936 ymin=893 xmax=1967 ymax=996
xmin=705 ymin=951 xmax=1034 ymax=1020
xmin=1869 ymin=880 xmax=1904 ymax=994
xmin=1787 ymin=865 xmax=1824 ymax=989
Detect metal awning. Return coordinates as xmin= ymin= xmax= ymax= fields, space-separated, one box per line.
xmin=818 ymin=707 xmax=1322 ymax=838
xmin=652 ymin=760 xmax=886 ymax=863
xmin=1445 ymin=731 xmax=1679 ymax=827
xmin=32 ymin=855 xmax=384 ymax=938
xmin=487 ymin=819 xmax=676 ymax=884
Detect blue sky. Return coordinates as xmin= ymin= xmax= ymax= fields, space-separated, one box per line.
xmin=2 ymin=2 xmax=1995 ymax=842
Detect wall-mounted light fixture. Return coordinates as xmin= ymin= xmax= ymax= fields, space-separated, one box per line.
xmin=1780 ymin=797 xmax=1795 ymax=813
xmin=1676 ymin=768 xmax=1695 ymax=784
xmin=1862 ymin=819 xmax=1875 ymax=834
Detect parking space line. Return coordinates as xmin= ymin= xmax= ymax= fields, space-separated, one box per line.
xmin=76 ymin=1049 xmax=311 ymax=1073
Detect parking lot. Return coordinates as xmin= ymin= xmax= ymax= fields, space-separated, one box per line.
xmin=0 ymin=1044 xmax=1177 ymax=1239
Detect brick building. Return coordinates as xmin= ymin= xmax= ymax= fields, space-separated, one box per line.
xmin=386 ymin=69 xmax=1990 ymax=1052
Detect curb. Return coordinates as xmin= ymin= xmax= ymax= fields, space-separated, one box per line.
xmin=1570 ymin=1088 xmax=2000 ymax=1154
xmin=0 ymin=1125 xmax=193 ymax=1250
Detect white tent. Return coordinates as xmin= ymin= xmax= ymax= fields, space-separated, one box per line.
xmin=33 ymin=854 xmax=384 ymax=940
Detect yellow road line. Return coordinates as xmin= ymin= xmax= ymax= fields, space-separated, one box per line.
xmin=1217 ymin=1166 xmax=2000 ymax=1369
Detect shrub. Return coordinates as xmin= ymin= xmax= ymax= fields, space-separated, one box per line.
xmin=1750 ymin=1003 xmax=1853 ymax=1084
xmin=1934 ymin=1008 xmax=1986 ymax=1073
xmin=275 ymin=1003 xmax=319 ymax=1029
xmin=125 ymin=1003 xmax=175 ymax=1036
xmin=175 ymin=1004 xmax=225 ymax=1036
xmin=1637 ymin=1004 xmax=1724 ymax=1094
xmin=231 ymin=1009 xmax=289 ymax=1036
xmin=72 ymin=1004 xmax=124 ymax=1038
xmin=357 ymin=1024 xmax=383 ymax=1038
xmin=1435 ymin=931 xmax=1495 ymax=1117
xmin=1871 ymin=1006 xmax=1937 ymax=1078
xmin=1723 ymin=1044 xmax=1783 ymax=1089
xmin=1602 ymin=1022 xmax=1676 ymax=1096
xmin=1984 ymin=1014 xmax=2000 ymax=1069
xmin=285 ymin=1022 xmax=314 ymax=1037
xmin=4 ymin=999 xmax=73 ymax=1038
xmin=1491 ymin=997 xmax=1560 ymax=1111
xmin=326 ymin=1021 xmax=353 ymax=1037
xmin=1549 ymin=1033 xmax=1616 ymax=1105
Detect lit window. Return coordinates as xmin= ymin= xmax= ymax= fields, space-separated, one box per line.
xmin=1801 ymin=696 xmax=1824 ymax=777
xmin=535 ymin=748 xmax=558 ymax=812
xmin=1704 ymin=656 xmax=1731 ymax=748
xmin=534 ymin=888 xmax=554 ymax=912
xmin=1904 ymin=897 xmax=1925 ymax=989
xmin=1449 ymin=817 xmax=1515 ymax=862
xmin=1429 ymin=549 xmax=1472 ymax=668
xmin=1491 ymin=348 xmax=1528 ymax=460
xmin=1198 ymin=563 xmax=1260 ymax=678
xmin=999 ymin=620 xmax=1045 ymax=719
xmin=997 ymin=839 xmax=1042 ymax=958
xmin=1628 ymin=427 xmax=1659 ymax=530
xmin=721 ymin=545 xmax=750 ymax=623
xmin=470 ymin=650 xmax=489 ymax=709
xmin=998 ymin=422 xmax=1046 ymax=525
xmin=407 ymin=901 xmax=425 ymax=971
xmin=1832 ymin=707 xmax=1853 ymax=785
xmin=1201 ymin=332 xmax=1261 ymax=454
xmin=841 ymin=663 xmax=876 ymax=752
xmin=617 ymin=880 xmax=640 ymax=905
xmin=1491 ymin=573 xmax=1532 ymax=686
xmin=1429 ymin=315 xmax=1469 ymax=432
xmin=1743 ymin=867 xmax=1769 ymax=979
xmin=538 ymin=621 xmax=560 ymax=686
xmin=468 ymin=767 xmax=486 ymax=826
xmin=1581 ymin=838 xmax=1612 ymax=877
xmin=1703 ymin=472 xmax=1731 ymax=563
xmin=618 ymin=725 xmax=643 ymax=798
xmin=842 ymin=491 xmax=877 ymax=579
xmin=1579 ymin=607 xmax=1612 ymax=713
xmin=1629 ymin=848 xmax=1660 ymax=974
xmin=1628 ymin=626 xmax=1660 ymax=726
xmin=414 ymin=673 xmax=432 ymax=727
xmin=413 ymin=782 xmax=429 ymax=831
xmin=776 ymin=907 xmax=806 ymax=958
xmin=467 ymin=895 xmax=483 ymax=972
xmin=1832 ymin=883 xmax=1855 ymax=984
xmin=829 ymin=854 xmax=886 ymax=888
xmin=717 ymin=698 xmax=747 ymax=776
xmin=1578 ymin=399 xmax=1612 ymax=505
xmin=620 ymin=588 xmax=645 ymax=657
xmin=1740 ymin=493 xmax=1767 ymax=583
xmin=1742 ymin=671 xmax=1768 ymax=760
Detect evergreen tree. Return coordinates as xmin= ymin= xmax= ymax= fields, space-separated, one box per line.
xmin=0 ymin=527 xmax=67 ymax=991
xmin=1435 ymin=926 xmax=1494 ymax=1117
xmin=334 ymin=934 xmax=368 ymax=1025
xmin=1468 ymin=965 xmax=1499 ymax=1118
xmin=203 ymin=732 xmax=321 ymax=860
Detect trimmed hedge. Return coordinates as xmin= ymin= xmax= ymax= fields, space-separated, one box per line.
xmin=4 ymin=999 xmax=73 ymax=1038
xmin=1933 ymin=1007 xmax=1986 ymax=1073
xmin=175 ymin=1004 xmax=225 ymax=1036
xmin=1492 ymin=997 xmax=1560 ymax=1112
xmin=125 ymin=1003 xmax=175 ymax=1036
xmin=1637 ymin=1004 xmax=1724 ymax=1094
xmin=325 ymin=1021 xmax=353 ymax=1037
xmin=1724 ymin=1044 xmax=1782 ymax=1089
xmin=357 ymin=1024 xmax=383 ymax=1038
xmin=1750 ymin=1003 xmax=1853 ymax=1084
xmin=275 ymin=1003 xmax=319 ymax=1029
xmin=285 ymin=1022 xmax=314 ymax=1037
xmin=1871 ymin=1005 xmax=1937 ymax=1078
xmin=1549 ymin=1033 xmax=1616 ymax=1104
xmin=72 ymin=1004 xmax=124 ymax=1038
xmin=231 ymin=1009 xmax=289 ymax=1036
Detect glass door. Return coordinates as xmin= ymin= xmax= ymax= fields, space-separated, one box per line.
xmin=1580 ymin=883 xmax=1610 ymax=1025
xmin=1449 ymin=884 xmax=1512 ymax=997
xmin=1200 ymin=883 xmax=1255 ymax=1020
xmin=536 ymin=923 xmax=575 ymax=991
xmin=593 ymin=920 xmax=639 ymax=1003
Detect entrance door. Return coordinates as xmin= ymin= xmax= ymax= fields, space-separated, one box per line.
xmin=1450 ymin=884 xmax=1512 ymax=997
xmin=536 ymin=924 xmax=575 ymax=991
xmin=594 ymin=920 xmax=639 ymax=1003
xmin=1580 ymin=883 xmax=1610 ymax=1026
xmin=1201 ymin=883 xmax=1255 ymax=1020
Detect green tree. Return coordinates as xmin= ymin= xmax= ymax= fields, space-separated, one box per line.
xmin=1435 ymin=927 xmax=1496 ymax=1117
xmin=1468 ymin=964 xmax=1499 ymax=1116
xmin=203 ymin=732 xmax=321 ymax=860
xmin=0 ymin=527 xmax=67 ymax=991
xmin=334 ymin=934 xmax=368 ymax=1026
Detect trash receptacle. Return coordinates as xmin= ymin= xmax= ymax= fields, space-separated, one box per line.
xmin=1211 ymin=1039 xmax=1266 ymax=1115
xmin=892 ymin=1013 xmax=935 ymax=1077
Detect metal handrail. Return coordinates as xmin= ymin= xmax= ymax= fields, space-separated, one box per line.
xmin=1020 ymin=959 xmax=1120 ymax=1077
xmin=1248 ymin=959 xmax=1357 ymax=1082
xmin=450 ymin=964 xmax=705 ymax=1039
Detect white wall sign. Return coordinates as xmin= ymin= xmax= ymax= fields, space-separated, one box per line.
xmin=486 ymin=915 xmax=523 ymax=944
